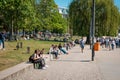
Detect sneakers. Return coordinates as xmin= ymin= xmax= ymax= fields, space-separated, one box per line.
xmin=45 ymin=65 xmax=48 ymax=68
xmin=42 ymin=65 xmax=49 ymax=70
xmin=42 ymin=67 xmax=46 ymax=70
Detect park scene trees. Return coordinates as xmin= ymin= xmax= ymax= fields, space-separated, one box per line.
xmin=69 ymin=0 xmax=120 ymax=37
xmin=0 ymin=0 xmax=120 ymax=40
xmin=0 ymin=0 xmax=120 ymax=71
xmin=0 ymin=0 xmax=67 ymax=40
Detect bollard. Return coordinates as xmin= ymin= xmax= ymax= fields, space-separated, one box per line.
xmin=20 ymin=42 xmax=23 ymax=48
xmin=27 ymin=46 xmax=30 ymax=53
xmin=16 ymin=42 xmax=19 ymax=50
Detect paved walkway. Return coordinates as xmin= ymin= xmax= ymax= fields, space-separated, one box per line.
xmin=24 ymin=45 xmax=120 ymax=80
xmin=95 ymin=47 xmax=120 ymax=80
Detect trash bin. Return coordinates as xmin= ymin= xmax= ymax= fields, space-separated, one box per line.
xmin=94 ymin=42 xmax=100 ymax=51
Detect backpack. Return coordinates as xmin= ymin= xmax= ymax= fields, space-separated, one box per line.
xmin=29 ymin=54 xmax=34 ymax=63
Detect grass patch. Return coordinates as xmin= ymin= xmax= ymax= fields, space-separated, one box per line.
xmin=0 ymin=39 xmax=63 ymax=71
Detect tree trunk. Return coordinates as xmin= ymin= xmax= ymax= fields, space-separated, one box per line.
xmin=23 ymin=28 xmax=25 ymax=37
xmin=86 ymin=35 xmax=90 ymax=44
xmin=9 ymin=16 xmax=14 ymax=41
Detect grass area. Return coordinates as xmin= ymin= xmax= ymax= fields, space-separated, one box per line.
xmin=0 ymin=39 xmax=63 ymax=71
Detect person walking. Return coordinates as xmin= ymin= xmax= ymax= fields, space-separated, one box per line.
xmin=111 ymin=39 xmax=115 ymax=50
xmin=79 ymin=38 xmax=85 ymax=53
xmin=0 ymin=31 xmax=5 ymax=50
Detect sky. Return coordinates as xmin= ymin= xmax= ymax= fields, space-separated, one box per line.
xmin=54 ymin=0 xmax=120 ymax=11
xmin=114 ymin=0 xmax=120 ymax=11
xmin=54 ymin=0 xmax=72 ymax=8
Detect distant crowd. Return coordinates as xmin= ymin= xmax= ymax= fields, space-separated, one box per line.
xmin=97 ymin=37 xmax=120 ymax=50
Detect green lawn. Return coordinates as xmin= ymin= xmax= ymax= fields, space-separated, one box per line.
xmin=0 ymin=39 xmax=63 ymax=71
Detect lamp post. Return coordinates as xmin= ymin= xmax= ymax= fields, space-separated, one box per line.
xmin=91 ymin=0 xmax=95 ymax=61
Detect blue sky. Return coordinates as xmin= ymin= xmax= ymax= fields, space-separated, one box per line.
xmin=54 ymin=0 xmax=71 ymax=8
xmin=54 ymin=0 xmax=120 ymax=10
xmin=114 ymin=0 xmax=120 ymax=10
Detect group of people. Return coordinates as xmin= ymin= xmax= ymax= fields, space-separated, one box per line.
xmin=29 ymin=37 xmax=86 ymax=70
xmin=49 ymin=44 xmax=68 ymax=59
xmin=49 ymin=41 xmax=76 ymax=59
xmin=29 ymin=41 xmax=76 ymax=70
xmin=48 ymin=38 xmax=85 ymax=60
xmin=99 ymin=37 xmax=120 ymax=50
xmin=29 ymin=48 xmax=48 ymax=70
xmin=78 ymin=37 xmax=120 ymax=53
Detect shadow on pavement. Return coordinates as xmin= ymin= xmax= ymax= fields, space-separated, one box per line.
xmin=51 ymin=59 xmax=91 ymax=62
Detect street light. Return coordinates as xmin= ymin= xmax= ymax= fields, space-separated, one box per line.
xmin=91 ymin=0 xmax=95 ymax=61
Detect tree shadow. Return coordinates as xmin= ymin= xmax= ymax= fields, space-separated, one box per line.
xmin=51 ymin=59 xmax=91 ymax=62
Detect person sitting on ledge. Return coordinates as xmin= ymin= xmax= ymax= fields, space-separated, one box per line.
xmin=58 ymin=43 xmax=69 ymax=54
xmin=32 ymin=49 xmax=48 ymax=69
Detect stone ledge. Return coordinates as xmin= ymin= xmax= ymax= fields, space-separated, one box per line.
xmin=0 ymin=54 xmax=50 ymax=80
xmin=0 ymin=62 xmax=33 ymax=80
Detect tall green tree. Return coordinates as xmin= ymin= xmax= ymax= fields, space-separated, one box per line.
xmin=69 ymin=0 xmax=91 ymax=36
xmin=69 ymin=0 xmax=120 ymax=39
xmin=0 ymin=0 xmax=37 ymax=39
xmin=37 ymin=0 xmax=67 ymax=33
xmin=95 ymin=0 xmax=120 ymax=36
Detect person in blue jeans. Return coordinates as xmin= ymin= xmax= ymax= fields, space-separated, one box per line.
xmin=79 ymin=38 xmax=84 ymax=53
xmin=0 ymin=39 xmax=2 ymax=49
xmin=0 ymin=31 xmax=5 ymax=50
xmin=111 ymin=39 xmax=115 ymax=50
xmin=58 ymin=43 xmax=69 ymax=54
xmin=52 ymin=45 xmax=59 ymax=59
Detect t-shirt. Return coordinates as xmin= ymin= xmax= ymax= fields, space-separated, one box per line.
xmin=80 ymin=39 xmax=84 ymax=46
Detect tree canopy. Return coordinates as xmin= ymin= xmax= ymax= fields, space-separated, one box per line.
xmin=37 ymin=0 xmax=67 ymax=33
xmin=69 ymin=0 xmax=120 ymax=37
xmin=0 ymin=0 xmax=68 ymax=40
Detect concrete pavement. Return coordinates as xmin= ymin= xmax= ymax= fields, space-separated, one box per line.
xmin=23 ymin=45 xmax=120 ymax=80
xmin=95 ymin=47 xmax=120 ymax=80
